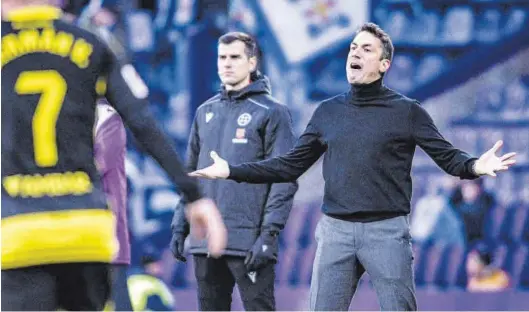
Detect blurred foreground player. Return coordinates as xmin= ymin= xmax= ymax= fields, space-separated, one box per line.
xmin=1 ymin=1 xmax=226 ymax=310
xmin=69 ymin=3 xmax=134 ymax=309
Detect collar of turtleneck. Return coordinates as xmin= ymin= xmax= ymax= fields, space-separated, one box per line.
xmin=348 ymin=77 xmax=386 ymax=102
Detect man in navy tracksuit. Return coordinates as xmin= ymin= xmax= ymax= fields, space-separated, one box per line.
xmin=171 ymin=32 xmax=298 ymax=311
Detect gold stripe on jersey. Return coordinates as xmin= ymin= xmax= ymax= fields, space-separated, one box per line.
xmin=5 ymin=6 xmax=58 ymax=34
xmin=1 ymin=209 xmax=118 ymax=269
xmin=5 ymin=5 xmax=62 ymax=22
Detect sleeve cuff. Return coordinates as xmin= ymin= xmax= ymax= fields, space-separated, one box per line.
xmin=184 ymin=185 xmax=203 ymax=203
xmin=462 ymin=158 xmax=480 ymax=180
xmin=228 ymin=165 xmax=244 ymax=182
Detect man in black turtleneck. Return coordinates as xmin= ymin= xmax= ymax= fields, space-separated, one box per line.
xmin=190 ymin=23 xmax=517 ymax=311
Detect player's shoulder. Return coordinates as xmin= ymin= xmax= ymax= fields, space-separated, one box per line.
xmin=52 ymin=20 xmax=117 ymax=63
xmin=76 ymin=22 xmax=128 ymax=61
xmin=54 ymin=19 xmax=106 ymax=48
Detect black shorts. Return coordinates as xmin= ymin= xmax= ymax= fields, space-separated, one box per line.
xmin=1 ymin=262 xmax=111 ymax=311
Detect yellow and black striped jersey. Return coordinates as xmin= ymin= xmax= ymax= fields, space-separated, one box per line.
xmin=1 ymin=5 xmax=201 ymax=269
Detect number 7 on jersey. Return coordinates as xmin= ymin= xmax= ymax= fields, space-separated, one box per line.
xmin=15 ymin=70 xmax=67 ymax=167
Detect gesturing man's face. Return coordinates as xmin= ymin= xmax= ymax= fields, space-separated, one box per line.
xmin=346 ymin=31 xmax=391 ymax=85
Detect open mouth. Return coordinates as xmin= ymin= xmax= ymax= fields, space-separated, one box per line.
xmin=350 ymin=63 xmax=362 ymax=70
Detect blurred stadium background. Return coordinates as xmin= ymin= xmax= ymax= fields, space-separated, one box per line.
xmin=69 ymin=0 xmax=529 ymax=310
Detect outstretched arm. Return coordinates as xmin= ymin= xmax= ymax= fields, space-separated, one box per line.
xmin=229 ymin=126 xmax=326 ymax=183
xmin=190 ymin=119 xmax=327 ymax=183
xmin=411 ymin=102 xmax=516 ymax=178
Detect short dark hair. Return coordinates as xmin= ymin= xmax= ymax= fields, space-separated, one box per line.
xmin=218 ymin=32 xmax=258 ymax=59
xmin=356 ymin=22 xmax=394 ymax=62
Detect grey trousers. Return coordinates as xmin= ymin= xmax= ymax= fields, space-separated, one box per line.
xmin=310 ymin=214 xmax=417 ymax=311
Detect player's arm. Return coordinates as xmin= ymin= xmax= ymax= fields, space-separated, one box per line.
xmin=172 ymin=114 xmax=201 ymax=239
xmin=101 ymin=53 xmax=201 ymax=203
xmin=100 ymin=52 xmax=226 ymax=255
xmin=190 ymin=104 xmax=328 ymax=183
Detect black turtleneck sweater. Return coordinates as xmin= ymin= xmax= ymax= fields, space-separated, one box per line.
xmin=229 ymin=78 xmax=478 ymax=222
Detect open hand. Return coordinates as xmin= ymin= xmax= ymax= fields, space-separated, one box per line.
xmin=474 ymin=140 xmax=516 ymax=177
xmin=189 ymin=151 xmax=230 ymax=179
